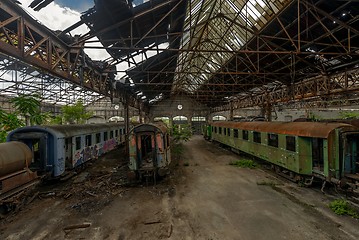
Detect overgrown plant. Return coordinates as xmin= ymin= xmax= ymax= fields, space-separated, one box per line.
xmin=172 ymin=124 xmax=192 ymax=143
xmin=10 ymin=94 xmax=47 ymax=126
xmin=0 ymin=109 xmax=24 ymax=142
xmin=308 ymin=112 xmax=322 ymax=122
xmin=61 ymin=100 xmax=93 ymax=124
xmin=229 ymin=159 xmax=257 ymax=168
xmin=329 ymin=199 xmax=359 ymax=218
xmin=339 ymin=111 xmax=359 ymax=119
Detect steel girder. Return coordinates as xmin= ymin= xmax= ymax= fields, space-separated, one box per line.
xmin=0 ymin=0 xmax=112 ymax=100
xmin=212 ymin=67 xmax=359 ymax=112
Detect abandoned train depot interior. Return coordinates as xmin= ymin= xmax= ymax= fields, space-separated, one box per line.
xmin=1 ymin=0 xmax=359 ymax=239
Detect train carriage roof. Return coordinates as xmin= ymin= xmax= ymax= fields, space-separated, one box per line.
xmin=8 ymin=123 xmax=124 ymax=138
xmin=131 ymin=121 xmax=168 ymax=134
xmin=211 ymin=121 xmax=357 ymax=138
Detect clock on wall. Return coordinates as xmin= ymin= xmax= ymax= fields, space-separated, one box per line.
xmin=114 ymin=105 xmax=119 ymax=110
xmin=177 ymin=104 xmax=183 ymax=110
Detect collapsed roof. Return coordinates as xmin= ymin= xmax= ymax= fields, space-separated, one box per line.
xmin=17 ymin=0 xmax=359 ymax=108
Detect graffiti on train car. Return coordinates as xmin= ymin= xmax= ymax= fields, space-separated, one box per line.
xmin=73 ymin=145 xmax=100 ymax=167
xmin=84 ymin=145 xmax=99 ymax=162
xmin=103 ymin=139 xmax=117 ymax=152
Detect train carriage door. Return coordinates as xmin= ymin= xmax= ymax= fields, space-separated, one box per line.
xmin=343 ymin=133 xmax=359 ymax=175
xmin=10 ymin=132 xmax=48 ymax=173
xmin=312 ymin=138 xmax=324 ymax=173
xmin=139 ymin=133 xmax=156 ymax=168
xmin=156 ymin=133 xmax=164 ymax=167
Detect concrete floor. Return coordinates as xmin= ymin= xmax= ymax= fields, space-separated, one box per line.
xmin=1 ymin=136 xmax=358 ymax=239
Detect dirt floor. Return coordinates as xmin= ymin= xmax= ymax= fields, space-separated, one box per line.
xmin=1 ymin=135 xmax=359 ymax=240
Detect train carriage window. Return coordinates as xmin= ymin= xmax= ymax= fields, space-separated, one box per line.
xmin=214 ymin=127 xmax=217 ymax=133
xmin=286 ymin=136 xmax=296 ymax=152
xmin=110 ymin=131 xmax=114 ymax=139
xmin=253 ymin=132 xmax=261 ymax=143
xmin=234 ymin=129 xmax=239 ymax=138
xmin=212 ymin=126 xmax=214 ymax=131
xmin=268 ymin=133 xmax=278 ymax=148
xmin=224 ymin=128 xmax=227 ymax=135
xmin=115 ymin=130 xmax=118 ymax=137
xmin=104 ymin=132 xmax=108 ymax=141
xmin=228 ymin=128 xmax=231 ymax=136
xmin=75 ymin=137 xmax=81 ymax=150
xmin=86 ymin=135 xmax=92 ymax=146
xmin=96 ymin=133 xmax=101 ymax=143
xmin=243 ymin=130 xmax=249 ymax=140
xmin=120 ymin=129 xmax=123 ymax=135
xmin=219 ymin=127 xmax=222 ymax=134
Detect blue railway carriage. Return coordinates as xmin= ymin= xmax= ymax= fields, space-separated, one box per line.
xmin=210 ymin=121 xmax=359 ymax=187
xmin=128 ymin=122 xmax=171 ymax=178
xmin=7 ymin=123 xmax=125 ymax=177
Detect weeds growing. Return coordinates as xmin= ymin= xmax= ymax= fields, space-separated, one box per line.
xmin=229 ymin=159 xmax=257 ymax=168
xmin=329 ymin=199 xmax=359 ymax=218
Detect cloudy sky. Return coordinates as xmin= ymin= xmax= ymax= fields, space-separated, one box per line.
xmin=19 ymin=0 xmax=110 ymax=60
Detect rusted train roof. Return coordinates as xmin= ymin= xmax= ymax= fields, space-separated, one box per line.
xmin=9 ymin=123 xmax=124 ymax=138
xmin=211 ymin=121 xmax=357 ymax=138
xmin=131 ymin=121 xmax=168 ymax=134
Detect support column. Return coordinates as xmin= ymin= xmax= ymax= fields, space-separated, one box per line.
xmin=139 ymin=103 xmax=143 ymax=124
xmin=187 ymin=115 xmax=193 ymax=134
xmin=263 ymin=101 xmax=272 ymax=122
xmin=124 ymin=95 xmax=130 ymax=157
xmin=169 ymin=115 xmax=173 ymax=133
xmin=229 ymin=101 xmax=234 ymax=121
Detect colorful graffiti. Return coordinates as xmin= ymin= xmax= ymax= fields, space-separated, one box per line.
xmin=103 ymin=139 xmax=117 ymax=152
xmin=73 ymin=144 xmax=100 ymax=167
xmin=72 ymin=139 xmax=118 ymax=167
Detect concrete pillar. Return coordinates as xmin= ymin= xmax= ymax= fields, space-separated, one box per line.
xmin=229 ymin=101 xmax=234 ymax=121
xmin=262 ymin=101 xmax=272 ymax=122
xmin=187 ymin=115 xmax=192 ymax=129
xmin=124 ymin=96 xmax=130 ymax=157
xmin=138 ymin=104 xmax=143 ymax=124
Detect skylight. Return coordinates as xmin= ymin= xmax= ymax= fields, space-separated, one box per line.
xmin=173 ymin=0 xmax=289 ymax=94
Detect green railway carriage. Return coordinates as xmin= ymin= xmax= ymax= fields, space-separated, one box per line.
xmin=202 ymin=124 xmax=212 ymax=140
xmin=210 ymin=121 xmax=359 ymax=186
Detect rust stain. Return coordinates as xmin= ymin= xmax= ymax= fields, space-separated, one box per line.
xmin=211 ymin=121 xmax=356 ymax=138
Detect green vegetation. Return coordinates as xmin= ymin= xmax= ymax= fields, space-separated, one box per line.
xmin=172 ymin=143 xmax=184 ymax=156
xmin=308 ymin=112 xmax=322 ymax=121
xmin=329 ymin=199 xmax=359 ymax=218
xmin=1 ymin=94 xmax=46 ymax=142
xmin=0 ymin=95 xmax=94 ymax=142
xmin=60 ymin=100 xmax=93 ymax=124
xmin=339 ymin=111 xmax=359 ymax=119
xmin=0 ymin=110 xmax=22 ymax=142
xmin=229 ymin=159 xmax=257 ymax=168
xmin=10 ymin=94 xmax=48 ymax=126
xmin=172 ymin=124 xmax=192 ymax=143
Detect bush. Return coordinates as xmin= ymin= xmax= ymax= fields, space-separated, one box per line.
xmin=329 ymin=200 xmax=359 ymax=218
xmin=172 ymin=124 xmax=192 ymax=143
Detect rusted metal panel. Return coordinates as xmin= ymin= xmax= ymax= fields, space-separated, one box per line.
xmin=0 ymin=142 xmax=32 ymax=176
xmin=131 ymin=122 xmax=168 ymax=135
xmin=211 ymin=121 xmax=356 ymax=138
xmin=0 ymin=169 xmax=38 ymax=194
xmin=8 ymin=123 xmax=124 ymax=139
